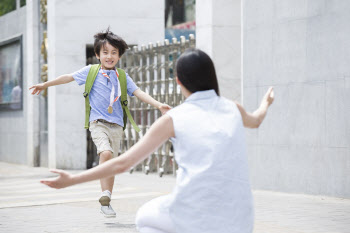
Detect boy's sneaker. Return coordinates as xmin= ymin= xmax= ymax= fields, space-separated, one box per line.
xmin=100 ymin=205 xmax=116 ymax=218
xmin=99 ymin=190 xmax=111 ymax=206
xmin=99 ymin=190 xmax=116 ymax=218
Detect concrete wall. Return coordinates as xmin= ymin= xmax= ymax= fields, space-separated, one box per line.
xmin=0 ymin=1 xmax=41 ymax=166
xmin=0 ymin=4 xmax=32 ymax=165
xmin=47 ymin=0 xmax=164 ymax=169
xmin=243 ymin=0 xmax=350 ymax=198
xmin=196 ymin=0 xmax=241 ymax=101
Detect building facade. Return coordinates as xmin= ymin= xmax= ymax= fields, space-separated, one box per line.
xmin=0 ymin=0 xmax=164 ymax=169
xmin=196 ymin=0 xmax=349 ymax=198
xmin=242 ymin=0 xmax=350 ymax=198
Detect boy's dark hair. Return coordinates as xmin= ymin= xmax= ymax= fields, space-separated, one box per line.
xmin=94 ymin=27 xmax=129 ymax=56
xmin=176 ymin=48 xmax=220 ymax=95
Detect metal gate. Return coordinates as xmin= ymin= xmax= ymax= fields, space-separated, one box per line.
xmin=87 ymin=35 xmax=195 ymax=176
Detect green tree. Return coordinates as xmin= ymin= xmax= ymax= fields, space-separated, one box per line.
xmin=0 ymin=0 xmax=16 ymax=17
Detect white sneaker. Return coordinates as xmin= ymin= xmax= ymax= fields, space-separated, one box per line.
xmin=99 ymin=190 xmax=116 ymax=217
xmin=99 ymin=190 xmax=111 ymax=206
xmin=100 ymin=205 xmax=116 ymax=218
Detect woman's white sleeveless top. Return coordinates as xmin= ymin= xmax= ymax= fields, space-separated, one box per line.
xmin=166 ymin=90 xmax=254 ymax=233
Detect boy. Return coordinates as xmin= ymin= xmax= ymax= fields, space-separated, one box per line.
xmin=29 ymin=28 xmax=171 ymax=217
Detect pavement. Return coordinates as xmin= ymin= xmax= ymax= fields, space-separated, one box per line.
xmin=0 ymin=162 xmax=349 ymax=233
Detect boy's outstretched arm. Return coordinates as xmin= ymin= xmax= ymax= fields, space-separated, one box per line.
xmin=236 ymin=87 xmax=274 ymax=128
xmin=133 ymin=89 xmax=172 ymax=115
xmin=40 ymin=114 xmax=174 ymax=189
xmin=29 ymin=74 xmax=74 ymax=95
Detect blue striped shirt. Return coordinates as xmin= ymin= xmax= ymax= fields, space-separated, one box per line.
xmin=72 ymin=65 xmax=139 ymax=127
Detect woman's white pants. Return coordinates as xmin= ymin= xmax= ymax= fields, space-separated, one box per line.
xmin=135 ymin=195 xmax=176 ymax=233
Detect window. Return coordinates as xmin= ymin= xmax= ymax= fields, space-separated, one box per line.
xmin=20 ymin=0 xmax=26 ymax=7
xmin=0 ymin=36 xmax=23 ymax=111
xmin=0 ymin=0 xmax=16 ymax=17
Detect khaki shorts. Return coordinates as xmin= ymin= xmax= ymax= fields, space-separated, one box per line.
xmin=89 ymin=120 xmax=123 ymax=156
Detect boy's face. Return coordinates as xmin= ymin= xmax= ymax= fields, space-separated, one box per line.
xmin=96 ymin=42 xmax=120 ymax=70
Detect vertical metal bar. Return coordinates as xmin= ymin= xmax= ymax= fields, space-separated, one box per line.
xmin=131 ymin=46 xmax=139 ymax=149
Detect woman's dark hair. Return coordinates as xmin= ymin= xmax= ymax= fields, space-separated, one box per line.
xmin=176 ymin=48 xmax=220 ymax=95
xmin=94 ymin=27 xmax=129 ymax=56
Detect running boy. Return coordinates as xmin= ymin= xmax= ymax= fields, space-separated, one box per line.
xmin=29 ymin=28 xmax=171 ymax=217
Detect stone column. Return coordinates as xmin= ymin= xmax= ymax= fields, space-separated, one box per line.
xmin=26 ymin=0 xmax=40 ymax=166
xmin=196 ymin=0 xmax=241 ymax=101
xmin=47 ymin=0 xmax=57 ymax=168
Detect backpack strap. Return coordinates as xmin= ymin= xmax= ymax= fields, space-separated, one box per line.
xmin=84 ymin=64 xmax=101 ymax=129
xmin=117 ymin=68 xmax=141 ymax=133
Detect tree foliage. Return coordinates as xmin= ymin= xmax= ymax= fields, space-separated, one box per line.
xmin=0 ymin=0 xmax=16 ymax=17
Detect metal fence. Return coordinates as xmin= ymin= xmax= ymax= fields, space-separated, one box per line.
xmin=117 ymin=35 xmax=195 ymax=177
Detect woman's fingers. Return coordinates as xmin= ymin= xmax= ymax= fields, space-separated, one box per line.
xmin=268 ymin=88 xmax=274 ymax=105
xmin=40 ymin=180 xmax=51 ymax=185
xmin=267 ymin=86 xmax=273 ymax=96
xmin=262 ymin=86 xmax=274 ymax=106
xmin=50 ymin=169 xmax=64 ymax=175
xmin=40 ymin=180 xmax=57 ymax=189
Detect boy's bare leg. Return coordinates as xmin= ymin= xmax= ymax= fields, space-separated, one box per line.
xmin=99 ymin=151 xmax=115 ymax=193
xmin=98 ymin=151 xmax=116 ymax=217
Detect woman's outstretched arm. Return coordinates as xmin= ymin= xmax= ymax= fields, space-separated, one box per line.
xmin=41 ymin=115 xmax=175 ymax=189
xmin=235 ymin=87 xmax=274 ymax=128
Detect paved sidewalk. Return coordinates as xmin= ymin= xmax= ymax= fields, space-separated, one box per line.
xmin=0 ymin=162 xmax=349 ymax=233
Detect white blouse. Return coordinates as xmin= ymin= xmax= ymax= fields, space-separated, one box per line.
xmin=166 ymin=90 xmax=254 ymax=233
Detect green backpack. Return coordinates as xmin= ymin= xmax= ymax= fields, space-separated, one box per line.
xmin=83 ymin=64 xmax=140 ymax=132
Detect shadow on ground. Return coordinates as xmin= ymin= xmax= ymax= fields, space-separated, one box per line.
xmin=104 ymin=222 xmax=136 ymax=229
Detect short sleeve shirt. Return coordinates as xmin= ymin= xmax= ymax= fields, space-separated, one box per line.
xmin=72 ymin=65 xmax=139 ymax=127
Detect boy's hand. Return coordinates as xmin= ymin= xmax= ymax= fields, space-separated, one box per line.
xmin=261 ymin=87 xmax=274 ymax=107
xmin=158 ymin=104 xmax=172 ymax=115
xmin=29 ymin=83 xmax=46 ymax=95
xmin=40 ymin=169 xmax=73 ymax=189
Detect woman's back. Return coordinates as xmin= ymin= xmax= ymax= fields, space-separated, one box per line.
xmin=167 ymin=90 xmax=254 ymax=233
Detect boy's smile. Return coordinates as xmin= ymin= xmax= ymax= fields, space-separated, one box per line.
xmin=96 ymin=42 xmax=120 ymax=70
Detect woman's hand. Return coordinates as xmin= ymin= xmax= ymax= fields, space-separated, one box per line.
xmin=40 ymin=169 xmax=74 ymax=189
xmin=261 ymin=87 xmax=274 ymax=107
xmin=236 ymin=86 xmax=275 ymax=128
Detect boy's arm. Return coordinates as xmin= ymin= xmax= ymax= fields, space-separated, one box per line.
xmin=236 ymin=87 xmax=274 ymax=128
xmin=40 ymin=115 xmax=174 ymax=189
xmin=133 ymin=89 xmax=172 ymax=115
xmin=29 ymin=74 xmax=74 ymax=95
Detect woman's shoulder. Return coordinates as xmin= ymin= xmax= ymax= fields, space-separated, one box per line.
xmin=167 ymin=101 xmax=199 ymax=116
xmin=166 ymin=103 xmax=187 ymax=118
xmin=167 ymin=103 xmax=201 ymax=125
xmin=218 ymin=95 xmax=236 ymax=105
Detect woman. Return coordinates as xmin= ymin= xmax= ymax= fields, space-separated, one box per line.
xmin=41 ymin=48 xmax=274 ymax=233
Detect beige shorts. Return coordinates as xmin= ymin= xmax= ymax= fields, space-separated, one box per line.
xmin=89 ymin=120 xmax=123 ymax=156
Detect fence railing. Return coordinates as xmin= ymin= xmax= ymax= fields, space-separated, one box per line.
xmin=118 ymin=35 xmax=195 ymax=177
